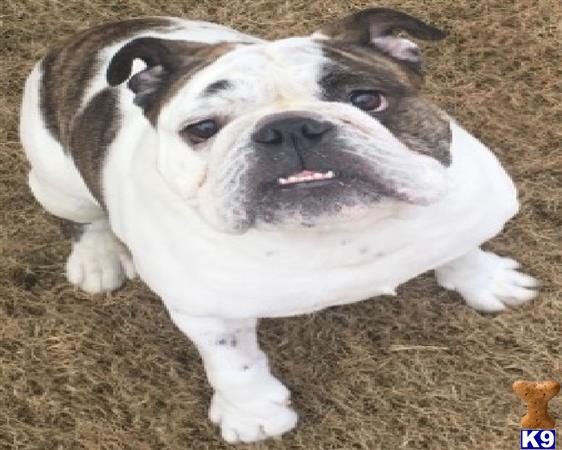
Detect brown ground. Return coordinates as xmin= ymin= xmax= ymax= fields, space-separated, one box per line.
xmin=1 ymin=1 xmax=562 ymax=449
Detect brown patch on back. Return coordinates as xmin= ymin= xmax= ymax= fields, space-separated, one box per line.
xmin=40 ymin=17 xmax=176 ymax=146
xmin=320 ymin=42 xmax=451 ymax=165
xmin=69 ymin=88 xmax=119 ymax=206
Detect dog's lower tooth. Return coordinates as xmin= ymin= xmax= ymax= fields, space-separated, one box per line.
xmin=281 ymin=172 xmax=334 ymax=185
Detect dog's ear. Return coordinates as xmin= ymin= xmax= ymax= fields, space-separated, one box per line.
xmin=315 ymin=8 xmax=446 ymax=70
xmin=107 ymin=38 xmax=226 ymax=110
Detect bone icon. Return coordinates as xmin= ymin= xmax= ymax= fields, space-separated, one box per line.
xmin=513 ymin=380 xmax=560 ymax=429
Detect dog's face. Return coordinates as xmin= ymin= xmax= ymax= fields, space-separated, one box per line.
xmin=108 ymin=8 xmax=451 ymax=233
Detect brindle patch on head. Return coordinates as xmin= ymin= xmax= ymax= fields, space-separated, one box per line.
xmin=40 ymin=18 xmax=177 ymax=147
xmin=203 ymin=79 xmax=232 ymax=96
xmin=380 ymin=96 xmax=451 ymax=165
xmin=320 ymin=43 xmax=418 ymax=107
xmin=138 ymin=43 xmax=235 ymax=126
xmin=319 ymin=42 xmax=451 ymax=165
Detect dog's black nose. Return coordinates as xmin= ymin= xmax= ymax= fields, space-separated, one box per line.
xmin=252 ymin=117 xmax=334 ymax=152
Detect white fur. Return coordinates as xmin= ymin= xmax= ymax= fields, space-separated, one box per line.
xmin=170 ymin=315 xmax=297 ymax=443
xmin=20 ymin=18 xmax=538 ymax=443
xmin=66 ymin=220 xmax=136 ymax=294
xmin=435 ymin=248 xmax=538 ymax=312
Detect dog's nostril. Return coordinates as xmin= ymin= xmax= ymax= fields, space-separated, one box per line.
xmin=253 ymin=127 xmax=283 ymax=145
xmin=301 ymin=121 xmax=333 ymax=139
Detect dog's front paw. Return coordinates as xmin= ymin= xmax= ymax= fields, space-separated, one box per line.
xmin=436 ymin=250 xmax=538 ymax=312
xmin=209 ymin=384 xmax=297 ymax=443
xmin=66 ymin=227 xmax=136 ymax=294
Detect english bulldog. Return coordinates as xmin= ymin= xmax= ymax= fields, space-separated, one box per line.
xmin=20 ymin=7 xmax=538 ymax=443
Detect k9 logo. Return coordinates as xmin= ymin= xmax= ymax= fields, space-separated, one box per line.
xmin=520 ymin=430 xmax=556 ymax=449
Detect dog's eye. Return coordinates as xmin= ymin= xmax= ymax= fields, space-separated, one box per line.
xmin=349 ymin=90 xmax=388 ymax=112
xmin=181 ymin=119 xmax=220 ymax=144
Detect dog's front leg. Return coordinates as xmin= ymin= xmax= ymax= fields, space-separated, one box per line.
xmin=435 ymin=248 xmax=538 ymax=312
xmin=169 ymin=313 xmax=298 ymax=443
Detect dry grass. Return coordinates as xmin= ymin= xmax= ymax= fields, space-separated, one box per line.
xmin=1 ymin=1 xmax=562 ymax=449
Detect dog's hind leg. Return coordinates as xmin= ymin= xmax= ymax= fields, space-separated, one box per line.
xmin=29 ymin=170 xmax=136 ymax=294
xmin=63 ymin=220 xmax=136 ymax=294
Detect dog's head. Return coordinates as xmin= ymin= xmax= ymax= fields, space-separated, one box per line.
xmin=108 ymin=8 xmax=451 ymax=233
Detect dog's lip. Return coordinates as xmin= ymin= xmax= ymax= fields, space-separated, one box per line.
xmin=277 ymin=170 xmax=336 ymax=186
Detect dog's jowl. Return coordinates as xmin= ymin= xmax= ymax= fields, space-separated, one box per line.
xmin=20 ymin=8 xmax=538 ymax=443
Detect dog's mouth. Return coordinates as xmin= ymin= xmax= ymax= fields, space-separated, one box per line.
xmin=253 ymin=166 xmax=388 ymax=229
xmin=276 ymin=170 xmax=337 ymax=189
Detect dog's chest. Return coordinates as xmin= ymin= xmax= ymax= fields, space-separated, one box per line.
xmin=120 ymin=196 xmax=504 ymax=318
